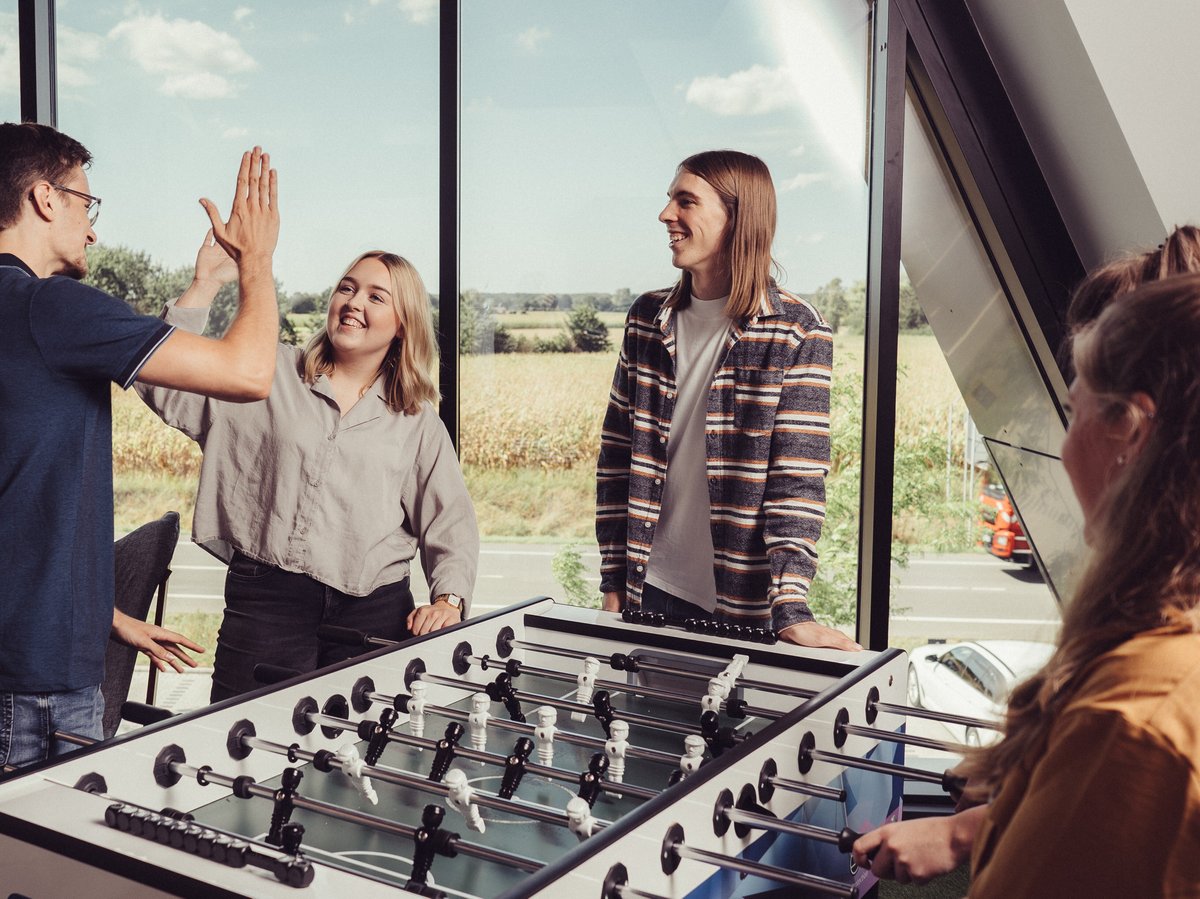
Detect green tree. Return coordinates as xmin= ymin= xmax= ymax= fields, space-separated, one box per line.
xmin=84 ymin=244 xmax=179 ymax=315
xmin=611 ymin=287 xmax=633 ymax=312
xmin=565 ymin=302 xmax=611 ymax=353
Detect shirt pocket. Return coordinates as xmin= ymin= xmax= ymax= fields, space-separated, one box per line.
xmin=731 ymin=367 xmax=785 ymax=435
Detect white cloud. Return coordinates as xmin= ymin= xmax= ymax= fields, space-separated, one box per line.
xmin=222 ymin=125 xmax=249 ymax=140
xmin=789 ymin=144 xmax=807 ymax=157
xmin=108 ymin=14 xmax=256 ymax=100
xmin=398 ymin=0 xmax=438 ymax=25
xmin=0 ymin=17 xmax=18 ymax=97
xmin=794 ymin=232 xmax=827 ymax=245
xmin=685 ymin=64 xmax=794 ymax=116
xmin=57 ymin=27 xmax=105 ymax=89
xmin=517 ymin=25 xmax=551 ymax=53
xmin=780 ymin=172 xmax=830 ymax=191
xmin=233 ymin=7 xmax=253 ymax=22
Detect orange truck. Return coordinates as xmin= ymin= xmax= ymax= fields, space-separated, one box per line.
xmin=978 ymin=480 xmax=1031 ymax=564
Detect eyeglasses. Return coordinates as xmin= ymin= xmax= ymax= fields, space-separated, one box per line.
xmin=52 ymin=184 xmax=102 ymax=226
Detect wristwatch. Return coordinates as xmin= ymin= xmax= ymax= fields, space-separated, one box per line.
xmin=435 ymin=593 xmax=463 ymax=609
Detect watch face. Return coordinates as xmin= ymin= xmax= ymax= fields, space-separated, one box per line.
xmin=442 ymin=594 xmax=462 ymax=608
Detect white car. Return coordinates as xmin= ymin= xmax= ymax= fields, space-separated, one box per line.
xmin=906 ymin=640 xmax=1055 ymax=747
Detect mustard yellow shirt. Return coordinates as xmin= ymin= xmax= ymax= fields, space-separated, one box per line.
xmin=971 ymin=627 xmax=1200 ymax=898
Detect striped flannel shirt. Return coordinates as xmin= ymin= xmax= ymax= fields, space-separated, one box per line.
xmin=596 ymin=283 xmax=831 ymax=632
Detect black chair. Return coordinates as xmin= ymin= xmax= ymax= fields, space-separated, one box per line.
xmin=102 ymin=511 xmax=179 ymax=739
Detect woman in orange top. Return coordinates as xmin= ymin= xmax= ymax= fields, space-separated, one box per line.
xmin=853 ymin=269 xmax=1200 ymax=897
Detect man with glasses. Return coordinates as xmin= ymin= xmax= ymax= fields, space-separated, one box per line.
xmin=0 ymin=122 xmax=281 ymax=767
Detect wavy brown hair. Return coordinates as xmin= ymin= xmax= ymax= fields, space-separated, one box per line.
xmin=962 ymin=273 xmax=1200 ymax=800
xmin=665 ymin=149 xmax=779 ymax=320
xmin=300 ymin=251 xmax=438 ymax=415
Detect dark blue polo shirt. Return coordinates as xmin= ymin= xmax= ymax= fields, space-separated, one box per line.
xmin=0 ymin=253 xmax=173 ymax=692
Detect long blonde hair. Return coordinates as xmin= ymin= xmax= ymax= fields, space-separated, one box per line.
xmin=665 ymin=149 xmax=779 ymax=320
xmin=300 ymin=251 xmax=439 ymax=415
xmin=962 ymin=273 xmax=1200 ymax=799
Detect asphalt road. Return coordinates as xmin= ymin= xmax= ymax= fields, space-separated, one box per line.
xmin=164 ymin=541 xmax=1060 ymax=645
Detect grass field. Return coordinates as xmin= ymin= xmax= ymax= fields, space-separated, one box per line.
xmin=112 ymin=333 xmax=976 ymax=554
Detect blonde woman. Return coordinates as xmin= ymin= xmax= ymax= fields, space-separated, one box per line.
xmin=139 ymin=242 xmax=477 ymax=701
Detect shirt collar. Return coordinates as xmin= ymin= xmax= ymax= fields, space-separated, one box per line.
xmin=0 ymin=254 xmax=36 ymax=278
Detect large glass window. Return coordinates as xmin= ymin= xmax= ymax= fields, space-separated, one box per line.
xmin=1 ymin=4 xmax=17 ymax=120
xmin=459 ymin=1 xmax=873 ymax=622
xmin=56 ymin=1 xmax=439 ymax=704
xmin=893 ymin=82 xmax=1065 ymax=766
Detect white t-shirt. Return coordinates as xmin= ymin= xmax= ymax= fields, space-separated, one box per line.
xmin=644 ymin=295 xmax=731 ymax=612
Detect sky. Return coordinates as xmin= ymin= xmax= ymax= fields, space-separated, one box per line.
xmin=0 ymin=1 xmax=872 ymax=298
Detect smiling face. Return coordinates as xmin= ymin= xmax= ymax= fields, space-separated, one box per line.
xmin=48 ymin=165 xmax=98 ymax=279
xmin=659 ymin=169 xmax=731 ymax=298
xmin=325 ymin=256 xmax=401 ymax=365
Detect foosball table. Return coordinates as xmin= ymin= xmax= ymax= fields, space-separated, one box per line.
xmin=0 ymin=599 xmax=967 ymax=898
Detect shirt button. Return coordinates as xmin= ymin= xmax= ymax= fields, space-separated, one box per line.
xmin=659 ymin=436 xmax=666 ymax=444
xmin=636 ymin=565 xmax=644 ymax=572
xmin=643 ymin=521 xmax=651 ymax=529
xmin=654 ymin=478 xmax=662 ymax=485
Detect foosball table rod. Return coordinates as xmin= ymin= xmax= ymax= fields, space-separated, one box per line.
xmin=660 ymin=822 xmax=857 ymax=899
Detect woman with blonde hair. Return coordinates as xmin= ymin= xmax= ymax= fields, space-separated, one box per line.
xmin=139 ymin=240 xmax=477 ymax=701
xmin=852 ymin=265 xmax=1200 ymax=896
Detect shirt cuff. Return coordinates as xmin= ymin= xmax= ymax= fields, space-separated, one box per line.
xmin=771 ymin=598 xmax=816 ymax=632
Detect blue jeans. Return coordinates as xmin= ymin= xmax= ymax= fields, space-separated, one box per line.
xmin=0 ymin=684 xmax=104 ymax=768
xmin=210 ymin=553 xmax=415 ymax=703
xmin=640 ymin=582 xmax=715 ymax=621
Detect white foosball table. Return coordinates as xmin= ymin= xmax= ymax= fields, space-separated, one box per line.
xmin=0 ymin=599 xmax=965 ymax=898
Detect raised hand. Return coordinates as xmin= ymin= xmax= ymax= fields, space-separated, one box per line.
xmin=200 ymin=146 xmax=279 ymax=266
xmin=193 ymin=228 xmax=237 ymax=289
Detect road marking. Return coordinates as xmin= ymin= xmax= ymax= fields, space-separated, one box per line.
xmin=906 ymin=559 xmax=1012 ymax=567
xmin=894 ymin=615 xmax=1060 ymax=626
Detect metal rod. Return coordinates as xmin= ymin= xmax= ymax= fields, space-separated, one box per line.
xmin=808 ymin=747 xmax=946 ymax=786
xmin=872 ymin=699 xmax=997 ymax=731
xmin=357 ymin=690 xmax=679 ymax=767
xmin=763 ymin=774 xmax=846 ymax=802
xmin=673 ymin=841 xmax=855 ymax=898
xmin=172 ymin=761 xmax=543 ymax=873
xmin=723 ymin=807 xmax=856 ymax=852
xmin=312 ymin=706 xmax=658 ymax=802
xmin=841 ymin=722 xmax=965 ymax=753
xmin=244 ymin=736 xmax=603 ymax=831
xmin=507 ymin=638 xmax=814 ymax=699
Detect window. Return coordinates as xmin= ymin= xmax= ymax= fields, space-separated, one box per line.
xmin=459 ymin=0 xmax=873 ymax=621
xmin=893 ymin=77 xmax=1064 ymax=766
xmin=1 ymin=4 xmax=17 ymax=121
xmin=55 ymin=2 xmax=440 ymax=692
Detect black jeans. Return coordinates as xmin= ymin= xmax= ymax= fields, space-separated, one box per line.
xmin=210 ymin=552 xmax=414 ymax=702
xmin=640 ymin=582 xmax=715 ymax=621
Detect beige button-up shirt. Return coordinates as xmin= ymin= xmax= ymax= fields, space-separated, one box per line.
xmin=137 ymin=305 xmax=478 ymax=612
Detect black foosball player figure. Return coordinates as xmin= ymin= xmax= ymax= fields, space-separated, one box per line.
xmin=595 ymin=149 xmax=860 ymax=652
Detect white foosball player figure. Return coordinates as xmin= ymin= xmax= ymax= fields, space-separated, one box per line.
xmin=678 ymin=734 xmax=706 ymax=781
xmin=408 ymin=680 xmax=429 ymax=740
xmin=700 ymin=676 xmax=731 ymax=714
xmin=565 ymin=796 xmax=598 ymax=841
xmin=572 ymin=657 xmax=601 ymax=723
xmin=533 ymin=705 xmax=558 ymax=765
xmin=604 ymin=719 xmax=630 ymax=782
xmin=468 ymin=692 xmax=491 ymax=751
xmin=334 ymin=744 xmax=378 ymax=805
xmin=444 ymin=768 xmax=486 ymax=833
xmin=702 ymin=653 xmax=750 ymax=714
